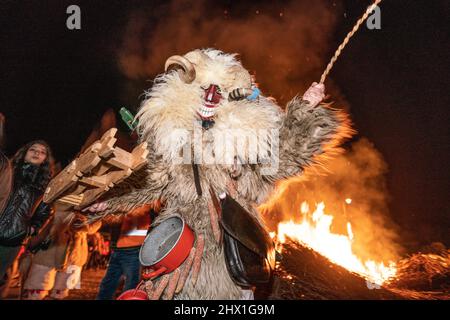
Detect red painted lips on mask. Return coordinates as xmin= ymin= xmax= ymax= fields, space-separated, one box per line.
xmin=198 ymin=84 xmax=222 ymax=120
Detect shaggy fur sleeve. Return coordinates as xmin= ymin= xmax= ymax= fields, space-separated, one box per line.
xmin=266 ymin=97 xmax=353 ymax=182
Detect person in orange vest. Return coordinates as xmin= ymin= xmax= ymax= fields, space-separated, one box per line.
xmin=96 ymin=203 xmax=158 ymax=300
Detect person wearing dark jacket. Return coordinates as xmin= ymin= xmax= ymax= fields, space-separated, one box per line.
xmin=0 ymin=140 xmax=54 ymax=287
xmin=0 ymin=152 xmax=11 ymax=215
xmin=0 ymin=113 xmax=12 ymax=213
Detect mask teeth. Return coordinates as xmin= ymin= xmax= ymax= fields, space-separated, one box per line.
xmin=198 ymin=104 xmax=216 ymax=119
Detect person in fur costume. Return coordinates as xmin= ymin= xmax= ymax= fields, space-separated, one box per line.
xmin=85 ymin=49 xmax=353 ymax=299
xmin=23 ymin=210 xmax=101 ymax=300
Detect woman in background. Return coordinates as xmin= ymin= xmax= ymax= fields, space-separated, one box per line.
xmin=0 ymin=140 xmax=54 ymax=290
xmin=0 ymin=113 xmax=12 ymax=214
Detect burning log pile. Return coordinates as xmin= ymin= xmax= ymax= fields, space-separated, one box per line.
xmin=387 ymin=249 xmax=450 ymax=292
xmin=264 ymin=240 xmax=449 ymax=300
xmin=266 ymin=239 xmax=400 ymax=300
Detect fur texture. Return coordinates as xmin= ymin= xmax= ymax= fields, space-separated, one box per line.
xmin=92 ymin=49 xmax=353 ymax=299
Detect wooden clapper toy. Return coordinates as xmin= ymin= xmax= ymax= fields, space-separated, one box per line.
xmin=43 ymin=128 xmax=148 ymax=210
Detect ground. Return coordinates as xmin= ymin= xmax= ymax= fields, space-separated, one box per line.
xmin=2 ymin=241 xmax=448 ymax=300
xmin=2 ymin=268 xmax=106 ymax=300
xmin=66 ymin=269 xmax=106 ymax=300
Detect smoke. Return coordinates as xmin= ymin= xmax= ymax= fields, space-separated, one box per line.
xmin=116 ymin=0 xmax=344 ymax=105
xmin=261 ymin=138 xmax=403 ymax=262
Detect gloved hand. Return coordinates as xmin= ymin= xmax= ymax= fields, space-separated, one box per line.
xmin=82 ymin=201 xmax=108 ymax=213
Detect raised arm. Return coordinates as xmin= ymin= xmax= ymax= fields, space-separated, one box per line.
xmin=267 ymin=82 xmax=353 ymax=182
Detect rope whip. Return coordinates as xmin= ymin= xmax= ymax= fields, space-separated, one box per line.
xmin=320 ymin=0 xmax=383 ymax=84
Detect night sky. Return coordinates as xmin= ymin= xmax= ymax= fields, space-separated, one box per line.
xmin=1 ymin=0 xmax=449 ymax=248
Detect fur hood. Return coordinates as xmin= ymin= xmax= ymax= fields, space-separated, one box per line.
xmin=136 ymin=49 xmax=283 ymax=169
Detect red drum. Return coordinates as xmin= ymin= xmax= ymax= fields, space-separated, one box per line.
xmin=116 ymin=288 xmax=148 ymax=300
xmin=140 ymin=216 xmax=195 ymax=280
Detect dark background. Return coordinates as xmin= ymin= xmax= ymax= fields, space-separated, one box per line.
xmin=0 ymin=0 xmax=448 ymax=248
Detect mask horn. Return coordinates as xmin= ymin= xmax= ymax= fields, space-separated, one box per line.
xmin=165 ymin=55 xmax=196 ymax=84
xmin=228 ymin=88 xmax=253 ymax=101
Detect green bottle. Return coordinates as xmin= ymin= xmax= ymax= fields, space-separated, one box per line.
xmin=119 ymin=107 xmax=137 ymax=131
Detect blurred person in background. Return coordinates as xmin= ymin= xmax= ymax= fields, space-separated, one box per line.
xmin=86 ymin=231 xmax=108 ymax=271
xmin=96 ymin=203 xmax=159 ymax=300
xmin=23 ymin=211 xmax=101 ymax=300
xmin=0 ymin=113 xmax=12 ymax=216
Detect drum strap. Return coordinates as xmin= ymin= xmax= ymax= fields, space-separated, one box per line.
xmin=192 ymin=163 xmax=203 ymax=197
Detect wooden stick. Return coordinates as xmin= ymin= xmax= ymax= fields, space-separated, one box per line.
xmin=60 ymin=194 xmax=84 ymax=202
xmin=163 ymin=269 xmax=181 ymax=300
xmin=207 ymin=200 xmax=221 ymax=244
xmin=149 ymin=274 xmax=170 ymax=300
xmin=57 ymin=197 xmax=83 ymax=206
xmin=191 ymin=234 xmax=205 ymax=287
xmin=144 ymin=280 xmax=154 ymax=299
xmin=175 ymin=247 xmax=196 ymax=294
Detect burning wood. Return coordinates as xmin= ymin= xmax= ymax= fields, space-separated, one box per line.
xmin=266 ymin=240 xmax=449 ymax=300
xmin=266 ymin=239 xmax=400 ymax=300
xmin=272 ymin=201 xmax=397 ymax=286
xmin=263 ymin=195 xmax=450 ymax=300
xmin=387 ymin=249 xmax=450 ymax=292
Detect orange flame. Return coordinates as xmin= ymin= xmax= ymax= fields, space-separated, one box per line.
xmin=274 ymin=200 xmax=397 ymax=285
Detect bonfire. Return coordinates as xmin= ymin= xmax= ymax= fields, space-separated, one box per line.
xmin=266 ymin=200 xmax=450 ymax=300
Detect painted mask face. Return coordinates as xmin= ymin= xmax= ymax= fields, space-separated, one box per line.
xmin=197 ymin=84 xmax=222 ymax=120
